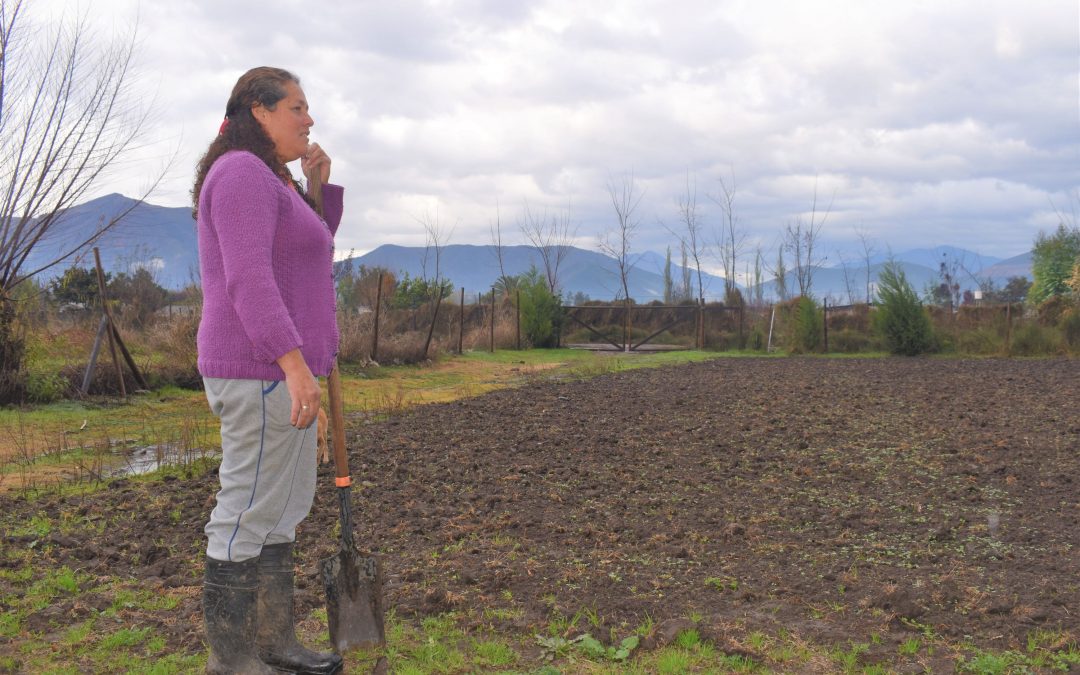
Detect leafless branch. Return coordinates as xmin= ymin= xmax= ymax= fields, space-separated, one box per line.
xmin=782 ymin=178 xmax=834 ymax=297
xmin=855 ymin=227 xmax=876 ymax=304
xmin=519 ymin=197 xmax=576 ymax=295
xmin=708 ymin=166 xmax=746 ymax=299
xmin=665 ymin=170 xmax=708 ymax=303
xmin=599 ymin=172 xmax=643 ymax=303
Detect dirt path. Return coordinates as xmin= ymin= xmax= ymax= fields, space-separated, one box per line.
xmin=3 ymin=357 xmax=1078 ymax=671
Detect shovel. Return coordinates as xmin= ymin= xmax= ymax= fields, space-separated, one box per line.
xmin=308 ymin=164 xmax=385 ymax=653
xmin=320 ymin=363 xmax=386 ymax=652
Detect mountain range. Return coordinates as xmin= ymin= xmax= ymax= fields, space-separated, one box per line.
xmin=22 ymin=193 xmax=198 ymax=290
xmin=24 ymin=193 xmax=1034 ymax=302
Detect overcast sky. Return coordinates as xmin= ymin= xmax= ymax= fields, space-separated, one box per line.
xmin=32 ymin=0 xmax=1080 ymax=266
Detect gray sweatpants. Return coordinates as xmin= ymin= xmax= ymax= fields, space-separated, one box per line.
xmin=203 ymin=377 xmax=317 ymax=562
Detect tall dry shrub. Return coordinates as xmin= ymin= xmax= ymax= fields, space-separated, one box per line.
xmin=336 ymin=310 xmax=374 ymax=364
xmin=146 ymin=310 xmax=202 ymax=389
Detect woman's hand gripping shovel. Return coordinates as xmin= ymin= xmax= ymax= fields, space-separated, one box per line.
xmin=307 ymin=168 xmax=386 ymax=653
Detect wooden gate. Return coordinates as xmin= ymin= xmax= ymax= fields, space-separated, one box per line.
xmin=561 ymin=304 xmax=702 ymax=351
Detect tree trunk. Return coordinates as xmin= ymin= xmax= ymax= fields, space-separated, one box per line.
xmin=0 ymin=295 xmax=26 ymax=404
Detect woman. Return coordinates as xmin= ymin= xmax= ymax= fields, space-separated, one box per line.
xmin=193 ymin=66 xmax=344 ymax=675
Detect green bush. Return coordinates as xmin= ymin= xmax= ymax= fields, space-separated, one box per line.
xmin=1011 ymin=323 xmax=1063 ymax=356
xmin=24 ymin=369 xmax=68 ymax=403
xmin=516 ymin=267 xmax=562 ymax=348
xmin=391 ymin=272 xmax=453 ymax=310
xmin=874 ymin=262 xmax=935 ymax=355
xmin=788 ymin=296 xmax=822 ymax=353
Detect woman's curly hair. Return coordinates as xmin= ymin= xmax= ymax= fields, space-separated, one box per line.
xmin=192 ymin=66 xmax=316 ymax=217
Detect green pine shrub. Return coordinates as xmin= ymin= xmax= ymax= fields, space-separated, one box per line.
xmin=516 ymin=267 xmax=562 ymax=348
xmin=787 ymin=296 xmax=822 ymax=353
xmin=873 ymin=262 xmax=935 ymax=355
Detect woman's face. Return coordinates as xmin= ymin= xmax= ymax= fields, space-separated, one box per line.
xmin=253 ymin=80 xmax=313 ymax=163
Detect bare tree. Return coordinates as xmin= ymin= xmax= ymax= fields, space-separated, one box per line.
xmin=519 ymin=198 xmax=575 ymax=295
xmin=668 ymin=171 xmax=708 ymax=303
xmin=0 ymin=2 xmax=159 ymax=400
xmin=783 ymin=179 xmax=833 ymax=298
xmin=599 ymin=173 xmax=643 ymax=304
xmin=855 ymin=228 xmax=877 ymax=304
xmin=709 ymin=167 xmax=746 ymax=302
xmin=416 ymin=207 xmax=454 ymax=295
xmin=416 ymin=208 xmax=453 ymax=357
xmin=600 ymin=173 xmax=643 ymax=350
xmin=836 ymin=252 xmax=859 ymax=305
xmin=488 ymin=200 xmax=521 ymax=297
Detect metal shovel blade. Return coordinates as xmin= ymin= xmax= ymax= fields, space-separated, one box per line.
xmin=320 ymin=538 xmax=385 ymax=653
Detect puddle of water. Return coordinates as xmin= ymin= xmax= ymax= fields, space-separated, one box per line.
xmin=106 ymin=443 xmax=219 ymax=477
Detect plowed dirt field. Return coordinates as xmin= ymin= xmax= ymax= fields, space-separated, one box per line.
xmin=3 ymin=357 xmax=1079 ymax=672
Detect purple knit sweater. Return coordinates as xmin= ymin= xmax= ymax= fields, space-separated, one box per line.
xmin=197 ymin=150 xmax=344 ymax=380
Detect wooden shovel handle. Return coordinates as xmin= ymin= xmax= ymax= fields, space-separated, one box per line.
xmin=307 ymin=167 xmax=325 ymax=217
xmin=327 ymin=364 xmax=350 ymax=485
xmin=311 ymin=167 xmax=341 ymax=479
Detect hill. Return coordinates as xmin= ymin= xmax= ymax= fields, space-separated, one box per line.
xmin=23 ymin=194 xmax=197 ymax=290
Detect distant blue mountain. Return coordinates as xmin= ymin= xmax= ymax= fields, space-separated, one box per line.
xmin=344 ymin=244 xmax=731 ymax=302
xmin=759 ymin=262 xmax=940 ymax=304
xmin=21 ymin=192 xmax=1036 ymax=300
xmin=981 ymin=251 xmax=1034 ymax=282
xmin=24 ymin=193 xmax=197 ymax=289
xmin=866 ymin=245 xmax=1002 ymax=272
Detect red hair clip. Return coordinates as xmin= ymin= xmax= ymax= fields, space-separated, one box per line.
xmin=218 ymin=118 xmax=230 ymax=135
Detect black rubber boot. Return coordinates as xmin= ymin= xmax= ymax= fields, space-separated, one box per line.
xmin=203 ymin=556 xmax=276 ymax=675
xmin=257 ymin=543 xmax=344 ymax=675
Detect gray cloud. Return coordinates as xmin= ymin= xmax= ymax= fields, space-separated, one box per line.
xmin=50 ymin=0 xmax=1080 ymax=261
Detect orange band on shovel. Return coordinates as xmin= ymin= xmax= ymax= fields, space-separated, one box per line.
xmin=335 ymin=476 xmax=352 ymax=488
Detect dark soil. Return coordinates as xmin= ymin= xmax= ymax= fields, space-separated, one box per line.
xmin=3 ymin=357 xmax=1079 ymax=671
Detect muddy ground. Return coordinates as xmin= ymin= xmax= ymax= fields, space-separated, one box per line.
xmin=2 ymin=357 xmax=1079 ymax=672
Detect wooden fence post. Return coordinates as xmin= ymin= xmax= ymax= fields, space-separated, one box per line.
xmin=81 ymin=315 xmax=109 ymax=395
xmin=698 ymin=299 xmax=705 ymax=349
xmin=1005 ymin=303 xmax=1012 ymax=355
xmin=490 ymin=289 xmax=495 ymax=352
xmin=422 ymin=291 xmax=442 ymax=359
xmin=93 ymin=248 xmax=126 ymax=398
xmin=738 ymin=303 xmax=745 ymax=347
xmin=371 ymin=272 xmax=383 ymax=362
xmin=458 ymin=287 xmax=465 ymax=354
xmin=823 ymin=299 xmax=829 ymax=352
xmin=516 ymin=289 xmax=521 ymax=350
